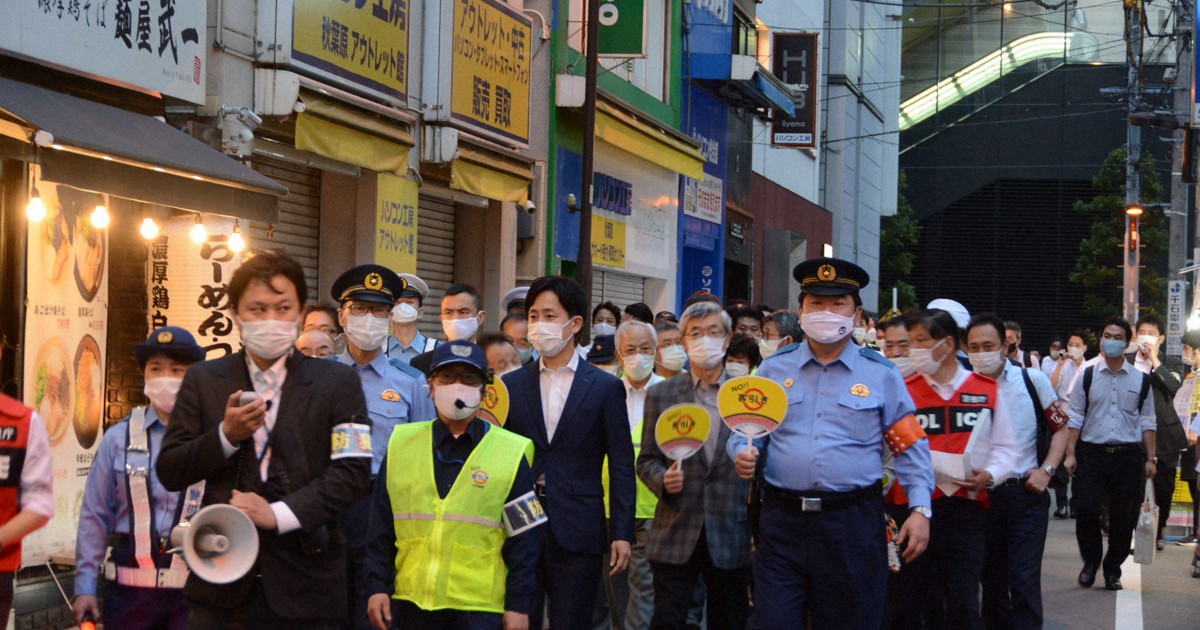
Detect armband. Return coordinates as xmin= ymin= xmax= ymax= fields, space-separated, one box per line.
xmin=884 ymin=414 xmax=926 ymax=456
xmin=1045 ymin=403 xmax=1069 ymax=432
xmin=502 ymin=491 xmax=548 ymax=536
xmin=330 ymin=423 xmax=372 ymax=460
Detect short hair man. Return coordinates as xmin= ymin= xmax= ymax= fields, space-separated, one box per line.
xmin=387 ymin=273 xmax=438 ymax=365
xmin=501 ymin=313 xmax=534 ymax=365
xmin=479 ymin=332 xmax=523 ymax=377
xmin=760 ymin=311 xmax=799 ymax=360
xmin=654 ymin=321 xmax=687 ymax=379
xmin=1132 ymin=314 xmax=1188 ymax=550
xmin=729 ymin=306 xmax=765 ymax=340
xmin=411 ymin=283 xmax=486 ymax=374
xmin=1005 ymin=321 xmax=1040 ymax=369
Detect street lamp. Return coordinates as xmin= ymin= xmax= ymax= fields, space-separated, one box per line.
xmin=1124 ymin=204 xmax=1142 ymax=321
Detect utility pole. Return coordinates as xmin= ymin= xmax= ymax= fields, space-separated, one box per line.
xmin=1124 ymin=5 xmax=1143 ymax=322
xmin=1170 ymin=4 xmax=1192 ymax=282
xmin=576 ymin=0 xmax=601 ymax=345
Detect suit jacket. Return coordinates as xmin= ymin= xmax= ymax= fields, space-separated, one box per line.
xmin=157 ymin=351 xmax=370 ymax=620
xmin=1125 ymin=352 xmax=1188 ymax=464
xmin=502 ymin=356 xmax=635 ymax=554
xmin=636 ymin=373 xmax=750 ymax=569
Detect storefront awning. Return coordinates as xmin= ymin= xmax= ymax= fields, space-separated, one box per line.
xmin=294 ymin=90 xmax=414 ymax=176
xmin=595 ymin=101 xmax=706 ymax=180
xmin=0 ymin=77 xmax=287 ymax=224
xmin=449 ymin=144 xmax=533 ymax=203
xmin=709 ymin=71 xmax=796 ymax=118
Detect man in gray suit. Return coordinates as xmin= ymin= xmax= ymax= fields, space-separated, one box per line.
xmin=636 ymin=301 xmax=751 ymax=629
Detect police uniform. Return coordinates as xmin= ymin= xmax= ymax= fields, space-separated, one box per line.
xmin=363 ymin=341 xmax=543 ymax=629
xmin=388 ymin=273 xmax=440 ymax=365
xmin=76 ymin=327 xmax=207 ymax=630
xmin=739 ymin=258 xmax=935 ymax=630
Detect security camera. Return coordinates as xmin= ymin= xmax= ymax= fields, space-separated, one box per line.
xmin=567 ymin=193 xmax=579 ymax=213
xmin=523 ymin=199 xmax=537 ymax=215
xmin=220 ymin=106 xmax=262 ymax=130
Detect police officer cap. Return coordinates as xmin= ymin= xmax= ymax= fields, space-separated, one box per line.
xmin=330 ymin=264 xmax=408 ymax=305
xmin=792 ymin=257 xmax=870 ymax=296
xmin=134 ymin=326 xmax=206 ymax=367
xmin=503 ymin=286 xmax=530 ymax=311
xmin=586 ymin=334 xmax=616 ymax=364
xmin=429 ymin=340 xmax=488 ymax=377
xmin=397 ymin=273 xmax=428 ymax=301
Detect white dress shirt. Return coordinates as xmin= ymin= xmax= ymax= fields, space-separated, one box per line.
xmin=19 ymin=412 xmax=54 ymax=519
xmin=1044 ymin=357 xmax=1082 ymax=402
xmin=540 ymin=349 xmax=581 ymax=442
xmin=923 ymin=364 xmax=970 ymax=401
xmin=986 ymin=363 xmax=1060 ymax=481
xmin=623 ymin=372 xmax=665 ymax=432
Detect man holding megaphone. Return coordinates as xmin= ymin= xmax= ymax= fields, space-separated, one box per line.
xmin=74 ymin=326 xmax=206 ymax=629
xmin=364 ymin=340 xmax=544 ymax=630
xmin=158 ymin=250 xmax=373 ymax=629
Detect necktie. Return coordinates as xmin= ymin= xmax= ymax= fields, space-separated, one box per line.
xmin=253 ymin=369 xmax=280 ymax=481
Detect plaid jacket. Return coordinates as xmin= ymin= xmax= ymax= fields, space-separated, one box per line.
xmin=636 ymin=372 xmax=750 ymax=569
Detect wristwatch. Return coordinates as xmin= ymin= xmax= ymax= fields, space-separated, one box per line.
xmin=1042 ymin=465 xmax=1056 ymax=477
xmin=1149 ymin=456 xmax=1159 ymax=465
xmin=910 ymin=506 xmax=932 ymax=519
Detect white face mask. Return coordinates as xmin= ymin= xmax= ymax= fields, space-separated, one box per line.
xmin=433 ymin=383 xmax=483 ymax=421
xmin=866 ymin=328 xmax=878 ymax=344
xmin=1067 ymin=346 xmax=1085 ymax=361
xmin=392 ymin=302 xmax=420 ymax=324
xmin=909 ymin=338 xmax=947 ymax=375
xmin=686 ymin=335 xmax=727 ymax=370
xmin=758 ymin=337 xmax=784 ymax=359
xmin=891 ymin=356 xmax=917 ymax=378
xmin=443 ymin=316 xmax=480 ymax=342
xmin=968 ymin=349 xmax=1006 ymax=375
xmin=528 ymin=321 xmax=572 ymax=358
xmin=240 ymin=318 xmax=299 ymax=360
xmin=1136 ymin=335 xmax=1158 ymax=352
xmin=144 ymin=376 xmax=184 ymax=414
xmin=593 ymin=322 xmax=617 ymax=337
xmin=725 ymin=362 xmax=750 ymax=378
xmin=659 ymin=344 xmax=687 ymax=371
xmin=622 ymin=353 xmax=656 ymax=381
xmin=852 ymin=327 xmax=867 ymax=343
xmin=801 ymin=311 xmax=856 ymax=344
xmin=345 ymin=313 xmax=391 ymax=351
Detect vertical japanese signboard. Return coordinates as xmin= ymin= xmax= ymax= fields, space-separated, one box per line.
xmin=376 ymin=173 xmax=419 ymax=273
xmin=292 ymin=0 xmax=409 ymax=101
xmin=592 ymin=214 xmax=627 ymax=268
xmin=146 ymin=216 xmax=241 ymax=360
xmin=597 ymin=0 xmax=647 ymax=57
xmin=426 ymin=0 xmax=532 ymax=146
xmin=21 ymin=181 xmax=108 ymax=564
xmin=771 ymin=33 xmax=819 ymax=148
xmin=679 ymin=85 xmax=727 ymax=302
xmin=0 ymin=0 xmax=206 ymax=104
xmin=1167 ymin=280 xmax=1186 ymax=356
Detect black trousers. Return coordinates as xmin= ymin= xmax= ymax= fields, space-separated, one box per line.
xmin=1074 ymin=442 xmax=1143 ymax=579
xmin=981 ymin=485 xmax=1050 ymax=630
xmin=1152 ymin=461 xmax=1178 ymax=540
xmin=528 ymin=528 xmax=602 ymax=630
xmin=897 ymin=497 xmax=985 ymax=630
xmin=389 ymin=599 xmax=502 ymax=629
xmin=187 ymin=576 xmax=340 ymax=630
xmin=649 ymin=529 xmax=750 ymax=630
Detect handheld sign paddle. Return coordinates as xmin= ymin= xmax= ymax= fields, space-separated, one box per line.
xmin=718 ymin=375 xmax=789 ymax=449
xmin=478 ymin=376 xmax=510 ymax=427
xmin=654 ymin=404 xmax=713 ymax=461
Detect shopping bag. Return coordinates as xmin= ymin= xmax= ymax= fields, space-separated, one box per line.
xmin=1133 ymin=479 xmax=1158 ymax=565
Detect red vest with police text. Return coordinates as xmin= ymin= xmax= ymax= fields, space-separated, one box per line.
xmin=0 ymin=394 xmax=32 ymax=571
xmin=905 ymin=372 xmax=997 ymax=502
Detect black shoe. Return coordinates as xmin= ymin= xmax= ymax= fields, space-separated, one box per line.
xmin=1105 ymin=576 xmax=1123 ymax=591
xmin=1157 ymin=539 xmax=1165 ymax=551
xmin=1176 ymin=535 xmax=1197 ymax=545
xmin=1054 ymin=506 xmax=1069 ymax=519
xmin=1078 ymin=562 xmax=1099 ymax=587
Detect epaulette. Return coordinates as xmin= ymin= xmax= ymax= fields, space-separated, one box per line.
xmin=389 ymin=358 xmax=426 ymax=381
xmin=859 ymin=346 xmax=895 ymax=367
xmin=762 ymin=342 xmax=801 ymax=362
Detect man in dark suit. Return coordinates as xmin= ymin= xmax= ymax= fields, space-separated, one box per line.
xmin=158 ymin=250 xmax=372 ymax=629
xmin=637 ymin=301 xmax=752 ymax=629
xmin=502 ymin=276 xmax=635 ymax=629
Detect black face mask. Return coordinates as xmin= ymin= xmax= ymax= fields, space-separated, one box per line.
xmin=1007 ymin=342 xmax=1018 ymax=355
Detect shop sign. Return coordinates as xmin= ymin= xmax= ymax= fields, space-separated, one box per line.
xmin=592 ymin=214 xmax=627 ymax=268
xmin=685 ymin=0 xmax=733 ymax=79
xmin=598 ymin=0 xmax=647 ymax=58
xmin=730 ymin=221 xmax=744 ymax=241
xmin=21 ymin=180 xmax=108 ymax=564
xmin=683 ymin=174 xmax=723 ymax=224
xmin=771 ymin=33 xmax=820 ymax=147
xmin=1167 ymin=280 xmax=1185 ymax=356
xmin=0 ymin=0 xmax=207 ymax=103
xmin=375 ymin=173 xmax=419 ymax=273
xmin=292 ymin=0 xmax=409 ymax=100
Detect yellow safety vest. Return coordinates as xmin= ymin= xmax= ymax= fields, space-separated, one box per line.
xmin=386 ymin=420 xmax=534 ymax=613
xmin=603 ymin=418 xmax=659 ymax=520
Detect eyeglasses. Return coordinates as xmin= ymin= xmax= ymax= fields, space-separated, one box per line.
xmin=684 ymin=329 xmax=727 ymax=342
xmin=431 ymin=371 xmax=486 ymax=387
xmin=345 ymin=303 xmax=392 ymax=319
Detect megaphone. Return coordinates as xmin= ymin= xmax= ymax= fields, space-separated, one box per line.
xmin=170 ymin=504 xmax=260 ymax=584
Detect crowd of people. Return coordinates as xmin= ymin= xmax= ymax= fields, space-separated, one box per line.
xmin=3 ymin=248 xmax=1199 ymax=630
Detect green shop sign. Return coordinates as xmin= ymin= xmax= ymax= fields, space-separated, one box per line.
xmin=597 ymin=0 xmax=646 ymax=57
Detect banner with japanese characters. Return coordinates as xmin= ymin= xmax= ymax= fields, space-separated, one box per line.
xmin=292 ymin=0 xmax=409 ymax=101
xmin=146 ymin=216 xmax=241 ymax=359
xmin=21 ymin=179 xmax=109 ymax=565
xmin=444 ymin=0 xmax=532 ymax=144
xmin=0 ymin=0 xmax=207 ymax=104
xmin=376 ymin=173 xmax=419 ymax=273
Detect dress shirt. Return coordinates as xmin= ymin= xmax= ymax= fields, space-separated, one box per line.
xmin=540 ymin=350 xmax=580 ymax=442
xmin=1046 ymin=358 xmax=1082 ymax=401
xmin=19 ymin=412 xmax=53 ymax=519
xmin=691 ymin=371 xmax=726 ymax=465
xmin=735 ymin=341 xmax=935 ymax=509
xmin=1065 ymin=356 xmax=1103 ymax=396
xmin=216 ymin=354 xmax=301 ymax=534
xmin=985 ymin=364 xmax=1060 ymax=481
xmin=338 ymin=349 xmax=435 ymax=474
xmin=76 ymin=407 xmax=179 ymax=596
xmin=387 ymin=331 xmax=433 ymax=366
xmin=364 ymin=418 xmax=539 ymax=614
xmin=623 ymin=372 xmax=666 ymax=432
xmin=1067 ymin=359 xmax=1157 ymax=443
xmin=923 ymin=364 xmax=970 ymax=401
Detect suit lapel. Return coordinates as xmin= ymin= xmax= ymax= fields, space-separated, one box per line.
xmin=273 ymin=353 xmax=314 ymax=442
xmin=520 ymin=361 xmax=549 ymax=447
xmin=553 ymin=360 xmax=597 ymax=446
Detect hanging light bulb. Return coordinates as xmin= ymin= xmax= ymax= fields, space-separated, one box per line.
xmin=90 ymin=203 xmax=110 ymax=229
xmin=26 ymin=188 xmax=46 ymax=222
xmin=140 ymin=217 xmax=159 ymax=239
xmin=229 ymin=221 xmax=245 ymax=253
xmin=190 ymin=214 xmax=207 ymax=244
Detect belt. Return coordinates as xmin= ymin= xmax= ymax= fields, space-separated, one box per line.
xmin=998 ymin=476 xmax=1029 ymax=488
xmin=1082 ymin=441 xmax=1140 ymax=454
xmin=104 ymin=561 xmax=188 ymax=589
xmin=763 ymin=481 xmax=882 ymax=512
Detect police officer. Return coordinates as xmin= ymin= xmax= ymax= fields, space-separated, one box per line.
xmin=733 ymin=258 xmax=935 ymax=630
xmin=330 ymin=264 xmax=437 ymax=630
xmin=364 ymin=341 xmax=542 ymax=630
xmin=388 ymin=273 xmax=439 ymax=366
xmin=74 ymin=327 xmax=206 ymax=629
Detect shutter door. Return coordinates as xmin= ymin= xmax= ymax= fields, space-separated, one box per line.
xmin=416 ymin=194 xmax=456 ymax=340
xmin=248 ymin=157 xmax=321 ymax=296
xmin=591 ymin=270 xmax=646 ymax=309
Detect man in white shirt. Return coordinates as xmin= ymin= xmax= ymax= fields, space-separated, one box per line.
xmin=965 ymin=313 xmax=1067 ymax=629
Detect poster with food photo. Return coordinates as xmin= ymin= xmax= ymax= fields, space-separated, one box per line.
xmin=21 ymin=179 xmax=108 ymax=565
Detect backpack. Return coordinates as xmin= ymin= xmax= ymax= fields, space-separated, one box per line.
xmin=1081 ymin=364 xmax=1151 ymax=416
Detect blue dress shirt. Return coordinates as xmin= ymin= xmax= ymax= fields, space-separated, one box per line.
xmin=75 ymin=407 xmax=179 ymax=596
xmin=1067 ymin=359 xmax=1157 ymax=444
xmin=339 ymin=349 xmax=436 ymax=474
xmin=387 ymin=332 xmax=434 ymax=366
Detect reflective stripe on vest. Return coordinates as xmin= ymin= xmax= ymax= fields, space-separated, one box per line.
xmin=386 ymin=421 xmax=532 ymax=614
